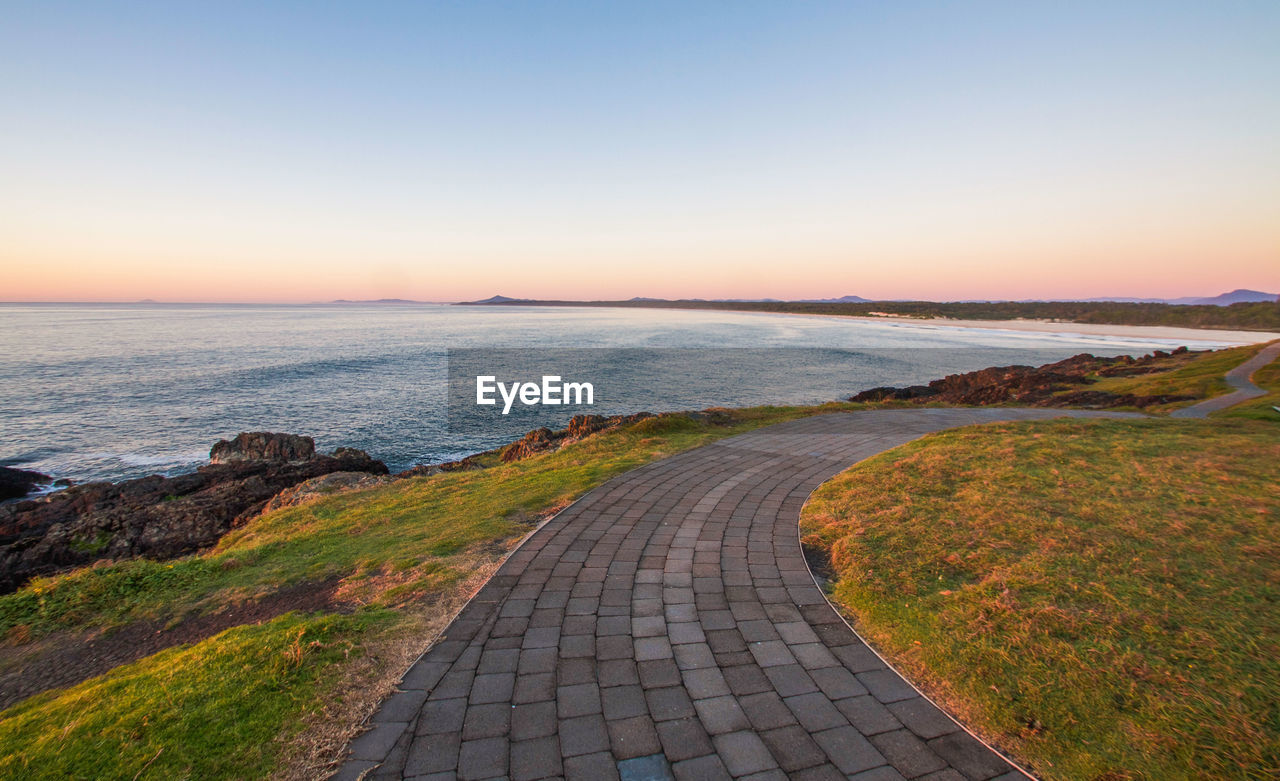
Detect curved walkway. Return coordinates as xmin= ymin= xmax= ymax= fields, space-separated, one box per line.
xmin=338 ymin=408 xmax=1140 ymax=781
xmin=1169 ymin=340 xmax=1280 ymax=418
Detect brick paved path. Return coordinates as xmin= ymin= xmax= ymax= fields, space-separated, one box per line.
xmin=338 ymin=408 xmax=1137 ymax=781
xmin=1170 ymin=340 xmax=1280 ymax=418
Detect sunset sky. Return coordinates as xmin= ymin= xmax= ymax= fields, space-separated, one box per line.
xmin=3 ymin=1 xmax=1278 ymax=303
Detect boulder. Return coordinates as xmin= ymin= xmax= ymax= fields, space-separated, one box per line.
xmin=210 ymin=432 xmax=315 ymax=464
xmin=0 ymin=467 xmax=52 ymax=501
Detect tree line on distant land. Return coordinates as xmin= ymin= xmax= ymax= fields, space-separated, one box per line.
xmin=488 ymin=299 xmax=1280 ymax=332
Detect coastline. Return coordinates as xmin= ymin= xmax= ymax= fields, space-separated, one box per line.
xmin=611 ymin=305 xmax=1279 ymax=345
xmin=829 ymin=314 xmax=1280 ymax=344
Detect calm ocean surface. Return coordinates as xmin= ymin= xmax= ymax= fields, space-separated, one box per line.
xmin=0 ymin=303 xmax=1244 ymax=484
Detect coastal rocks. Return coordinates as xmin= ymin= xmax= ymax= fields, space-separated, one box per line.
xmin=0 ymin=467 xmax=52 ymax=501
xmin=849 ymin=350 xmax=1199 ymax=409
xmin=0 ymin=435 xmax=387 ymax=594
xmin=500 ymin=428 xmax=557 ymax=462
xmin=256 ymin=471 xmax=392 ymax=516
xmin=499 ymin=412 xmax=659 ymax=463
xmin=210 ymin=432 xmax=316 ymax=464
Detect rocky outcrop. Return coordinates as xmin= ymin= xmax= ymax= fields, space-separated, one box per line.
xmin=0 ymin=467 xmax=52 ymax=501
xmin=257 ymin=471 xmax=392 ymax=515
xmin=499 ymin=413 xmax=658 ymax=463
xmin=849 ymin=349 xmax=1197 ymax=409
xmin=0 ymin=435 xmax=387 ymax=594
xmin=209 ymin=432 xmax=315 ymax=464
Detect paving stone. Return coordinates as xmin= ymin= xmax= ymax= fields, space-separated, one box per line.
xmin=470 ymin=672 xmax=516 ymax=705
xmin=871 ymin=729 xmax=948 ymax=778
xmin=680 ymin=667 xmax=731 ymax=699
xmin=836 ymin=695 xmax=902 ymax=735
xmin=692 ymin=694 xmax=751 ymax=734
xmin=887 ymin=697 xmax=960 ymax=740
xmin=740 ymin=690 xmax=799 ymax=730
xmin=560 ymin=714 xmax=610 ymax=757
xmin=462 ymin=701 xmax=511 ymax=740
xmin=784 ymin=691 xmax=847 ymax=732
xmin=509 ymin=735 xmax=563 ymax=780
xmin=458 ymin=736 xmax=507 ymax=780
xmin=671 ymin=753 xmax=732 ymax=781
xmin=713 ymin=730 xmax=779 ymax=776
xmin=927 ymin=732 xmax=1013 ymax=779
xmin=656 ymin=716 xmax=715 ymax=762
xmin=348 ymin=721 xmax=409 ymax=760
xmin=514 ymin=672 xmax=556 ymax=704
xmin=372 ymin=688 xmax=428 ymax=723
xmin=645 ymin=685 xmax=696 ymax=721
xmin=564 ymin=750 xmax=621 ymax=781
xmin=417 ymin=697 xmax=468 ymax=735
xmin=618 ymin=752 xmax=676 ymax=781
xmin=813 ymin=725 xmax=887 ymax=775
xmin=637 ymin=659 xmax=682 ymax=689
xmin=859 ymin=669 xmax=919 ymax=704
xmin=722 ymin=664 xmax=772 ymax=696
xmin=603 ymin=683 xmax=649 ymax=720
xmin=511 ymin=700 xmax=558 ymax=740
xmin=763 ymin=663 xmax=818 ymax=697
xmin=608 ymin=715 xmax=663 ymax=758
xmin=634 ymin=636 xmax=674 ymax=661
xmin=809 ymin=666 xmax=867 ymax=700
xmin=760 ymin=724 xmax=828 ymax=772
xmin=557 ymin=682 xmax=602 ymax=718
xmin=405 ymin=731 xmax=461 ymax=775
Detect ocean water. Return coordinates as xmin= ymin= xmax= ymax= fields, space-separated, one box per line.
xmin=0 ymin=303 xmax=1244 ymax=485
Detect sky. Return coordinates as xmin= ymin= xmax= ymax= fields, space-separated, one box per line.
xmin=2 ymin=1 xmax=1278 ymax=303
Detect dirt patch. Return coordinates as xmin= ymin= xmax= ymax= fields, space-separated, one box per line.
xmin=273 ymin=559 xmax=506 ymax=781
xmin=0 ymin=578 xmax=341 ymax=711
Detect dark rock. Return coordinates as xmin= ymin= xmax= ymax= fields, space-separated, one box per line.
xmin=0 ymin=467 xmax=52 ymax=501
xmin=209 ymin=432 xmax=315 ymax=464
xmin=848 ymin=349 xmax=1203 ymax=409
xmin=500 ymin=427 xmax=557 ymax=463
xmin=0 ymin=435 xmax=387 ymax=594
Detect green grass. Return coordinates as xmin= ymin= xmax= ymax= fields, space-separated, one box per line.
xmin=0 ymin=610 xmax=391 ymax=780
xmin=0 ymin=404 xmax=843 ymax=777
xmin=0 ymin=406 xmax=834 ymax=638
xmin=1216 ymin=348 xmax=1280 ymax=422
xmin=801 ymin=418 xmax=1280 ymax=779
xmin=1078 ymin=343 xmax=1264 ymax=411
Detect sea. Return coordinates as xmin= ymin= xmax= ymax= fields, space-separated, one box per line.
xmin=0 ymin=303 xmax=1250 ymax=485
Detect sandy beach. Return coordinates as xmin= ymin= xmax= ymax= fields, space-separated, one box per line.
xmin=826 ymin=314 xmax=1280 ymax=345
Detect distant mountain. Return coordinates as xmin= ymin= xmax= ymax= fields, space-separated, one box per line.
xmin=1168 ymin=289 xmax=1278 ymax=306
xmin=458 ymin=295 xmax=530 ymax=305
xmin=797 ymin=295 xmax=872 ymax=304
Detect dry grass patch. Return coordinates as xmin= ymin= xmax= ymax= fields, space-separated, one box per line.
xmin=802 ymin=418 xmax=1279 ymax=779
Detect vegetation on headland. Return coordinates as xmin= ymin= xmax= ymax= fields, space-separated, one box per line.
xmin=471 ymin=297 xmax=1280 ymax=332
xmin=800 ymin=418 xmax=1280 ymax=779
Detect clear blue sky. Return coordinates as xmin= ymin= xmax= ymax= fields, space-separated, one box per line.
xmin=3 ymin=1 xmax=1278 ymax=301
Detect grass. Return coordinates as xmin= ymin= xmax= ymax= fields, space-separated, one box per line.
xmin=1076 ymin=343 xmax=1264 ymax=412
xmin=1216 ymin=348 xmax=1280 ymax=422
xmin=0 ymin=404 xmax=843 ymax=778
xmin=800 ymin=418 xmax=1280 ymax=779
xmin=0 ymin=610 xmax=391 ymax=780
